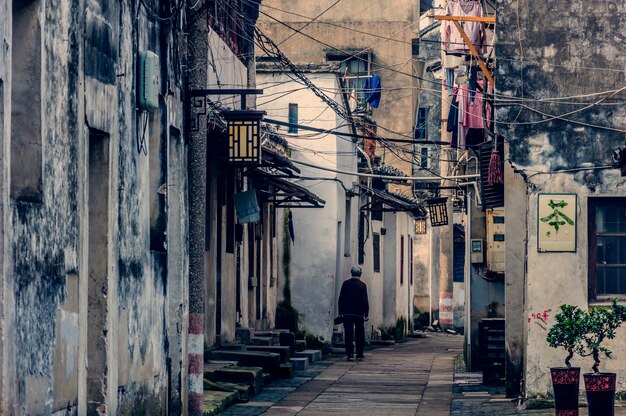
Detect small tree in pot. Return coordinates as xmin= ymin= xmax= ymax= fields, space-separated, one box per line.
xmin=547 ymin=304 xmax=589 ymax=416
xmin=580 ymin=299 xmax=626 ymax=416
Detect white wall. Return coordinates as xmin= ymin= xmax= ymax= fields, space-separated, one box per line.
xmin=382 ymin=212 xmax=415 ymax=330
xmin=522 ymin=171 xmax=626 ymax=395
xmin=258 ymin=72 xmax=357 ymax=341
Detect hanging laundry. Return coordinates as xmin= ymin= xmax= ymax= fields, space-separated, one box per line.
xmin=447 ymin=88 xmax=459 ymax=148
xmin=468 ymin=64 xmax=479 ymax=102
xmin=364 ymin=74 xmax=382 ymax=108
xmin=441 ymin=0 xmax=486 ymax=55
xmin=463 ymin=79 xmax=485 ymax=130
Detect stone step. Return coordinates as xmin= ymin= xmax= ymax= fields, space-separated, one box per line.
xmin=279 ymin=332 xmax=296 ymax=347
xmin=278 ymin=363 xmax=294 ymax=379
xmin=245 ymin=345 xmax=291 ymax=363
xmin=208 ymin=350 xmax=281 ymax=375
xmin=262 ymin=372 xmax=273 ymax=386
xmin=294 ymin=339 xmax=307 ymax=352
xmin=206 ymin=366 xmax=264 ymax=395
xmin=217 ymin=343 xmax=246 ymax=351
xmin=248 ymin=336 xmax=274 ymax=346
xmin=235 ymin=327 xmax=253 ymax=344
xmin=202 ymin=379 xmax=252 ymax=403
xmin=294 ymin=349 xmax=322 ymax=363
xmin=202 ymin=390 xmax=237 ymax=416
xmin=290 ymin=357 xmax=309 ymax=371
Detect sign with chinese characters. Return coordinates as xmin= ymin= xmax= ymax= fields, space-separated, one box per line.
xmin=537 ymin=194 xmax=577 ymax=252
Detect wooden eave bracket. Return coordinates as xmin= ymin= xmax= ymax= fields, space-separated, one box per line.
xmin=434 ymin=15 xmax=495 ymax=87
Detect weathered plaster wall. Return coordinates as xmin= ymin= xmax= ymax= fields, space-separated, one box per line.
xmin=496 ymin=0 xmax=626 ymax=395
xmin=382 ymin=212 xmax=415 ymax=329
xmin=413 ymin=231 xmax=431 ymax=321
xmin=259 ymin=72 xmax=357 ymax=341
xmin=2 ymin=0 xmax=188 ymax=413
xmin=503 ymin=156 xmax=526 ymax=396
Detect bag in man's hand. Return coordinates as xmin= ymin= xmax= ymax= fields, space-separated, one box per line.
xmin=334 ymin=315 xmax=343 ymax=325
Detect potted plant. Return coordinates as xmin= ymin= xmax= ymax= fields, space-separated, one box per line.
xmin=580 ymin=299 xmax=626 ymax=416
xmin=547 ymin=304 xmax=588 ymax=416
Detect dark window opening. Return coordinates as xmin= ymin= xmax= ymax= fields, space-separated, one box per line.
xmin=589 ymin=198 xmax=626 ymax=300
xmin=373 ymin=233 xmax=381 ymax=273
xmin=400 ymin=235 xmax=405 ymax=285
xmin=409 ymin=236 xmax=414 ymax=285
xmin=288 ymin=103 xmax=298 ymax=133
xmin=358 ymin=212 xmax=365 ymax=265
xmin=415 ymin=107 xmax=429 ymax=141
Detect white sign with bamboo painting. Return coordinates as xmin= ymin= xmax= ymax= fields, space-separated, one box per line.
xmin=537 ymin=194 xmax=577 ymax=252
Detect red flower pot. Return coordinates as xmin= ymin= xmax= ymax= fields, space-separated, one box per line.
xmin=551 ymin=367 xmax=580 ymax=416
xmin=584 ymin=372 xmax=616 ymax=416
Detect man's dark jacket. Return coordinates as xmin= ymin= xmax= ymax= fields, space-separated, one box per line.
xmin=338 ymin=277 xmax=369 ymax=317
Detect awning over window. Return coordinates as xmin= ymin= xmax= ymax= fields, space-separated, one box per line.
xmin=360 ymin=185 xmax=427 ymax=218
xmin=254 ymin=171 xmax=325 ymax=209
xmin=260 ymin=147 xmax=300 ymax=176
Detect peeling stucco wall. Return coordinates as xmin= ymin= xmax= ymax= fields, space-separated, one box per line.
xmin=1 ymin=0 xmax=188 ymax=413
xmin=496 ymin=0 xmax=626 ymax=395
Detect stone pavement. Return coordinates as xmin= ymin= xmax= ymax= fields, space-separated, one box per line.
xmin=220 ymin=334 xmax=626 ymax=415
xmin=221 ymin=334 xmax=461 ymax=416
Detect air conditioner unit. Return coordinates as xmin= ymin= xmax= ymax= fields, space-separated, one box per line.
xmin=486 ymin=208 xmax=505 ymax=273
xmin=139 ymin=51 xmax=160 ymax=111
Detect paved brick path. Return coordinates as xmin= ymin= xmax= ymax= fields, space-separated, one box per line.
xmin=220 ymin=334 xmax=626 ymax=415
xmin=221 ymin=334 xmax=461 ymax=416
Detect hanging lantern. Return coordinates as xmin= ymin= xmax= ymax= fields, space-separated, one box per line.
xmin=415 ymin=218 xmax=427 ymax=235
xmin=223 ymin=110 xmax=265 ymax=164
xmin=426 ymin=197 xmax=449 ymax=227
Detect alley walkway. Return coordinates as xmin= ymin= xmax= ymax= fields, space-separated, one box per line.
xmin=220 ymin=334 xmax=626 ymax=416
xmin=221 ymin=334 xmax=462 ymax=416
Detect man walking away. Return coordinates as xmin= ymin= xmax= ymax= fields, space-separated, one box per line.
xmin=338 ymin=266 xmax=369 ymax=361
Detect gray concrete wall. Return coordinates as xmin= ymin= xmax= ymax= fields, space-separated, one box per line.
xmin=0 ymin=0 xmax=188 ymax=413
xmin=496 ymin=0 xmax=626 ymax=396
xmin=503 ymin=155 xmax=527 ymax=397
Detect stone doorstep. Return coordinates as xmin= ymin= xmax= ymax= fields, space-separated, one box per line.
xmin=248 ymin=336 xmax=274 ymax=346
xmin=290 ymin=357 xmax=309 ymax=371
xmin=202 ymin=390 xmax=238 ymax=416
xmin=203 ymin=379 xmax=253 ymax=403
xmin=294 ymin=350 xmax=322 ymax=363
xmin=206 ymin=367 xmax=264 ymax=395
xmin=278 ymin=363 xmax=295 ymax=379
xmin=294 ymin=340 xmax=307 ymax=352
xmin=245 ymin=345 xmax=292 ymax=363
xmin=208 ymin=350 xmax=281 ymax=374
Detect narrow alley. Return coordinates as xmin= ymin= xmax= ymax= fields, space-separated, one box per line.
xmin=2 ymin=0 xmax=626 ymax=414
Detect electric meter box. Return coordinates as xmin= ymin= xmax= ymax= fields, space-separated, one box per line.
xmin=471 ymin=239 xmax=484 ymax=264
xmin=486 ymin=208 xmax=505 ymax=273
xmin=139 ymin=51 xmax=160 ymax=111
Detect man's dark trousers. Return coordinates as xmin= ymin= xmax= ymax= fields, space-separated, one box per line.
xmin=343 ymin=315 xmax=365 ymax=358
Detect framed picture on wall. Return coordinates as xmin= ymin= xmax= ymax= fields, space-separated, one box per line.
xmin=537 ymin=194 xmax=577 ymax=252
